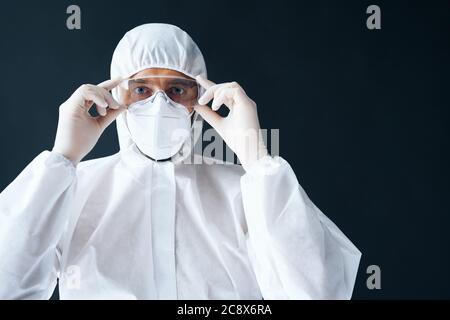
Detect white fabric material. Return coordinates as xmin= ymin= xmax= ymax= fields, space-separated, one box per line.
xmin=126 ymin=91 xmax=193 ymax=160
xmin=0 ymin=23 xmax=361 ymax=299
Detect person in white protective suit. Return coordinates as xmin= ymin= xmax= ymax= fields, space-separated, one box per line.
xmin=0 ymin=23 xmax=361 ymax=300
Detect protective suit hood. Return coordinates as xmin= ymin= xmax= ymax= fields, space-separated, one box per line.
xmin=110 ymin=23 xmax=207 ymax=162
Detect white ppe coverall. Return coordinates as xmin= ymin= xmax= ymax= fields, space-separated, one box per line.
xmin=0 ymin=23 xmax=361 ymax=300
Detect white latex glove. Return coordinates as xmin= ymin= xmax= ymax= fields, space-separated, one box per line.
xmin=194 ymin=75 xmax=268 ymax=170
xmin=52 ymin=78 xmax=125 ymax=164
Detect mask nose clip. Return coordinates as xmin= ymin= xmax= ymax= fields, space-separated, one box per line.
xmin=151 ymin=90 xmax=170 ymax=103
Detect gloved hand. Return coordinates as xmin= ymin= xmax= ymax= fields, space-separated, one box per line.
xmin=194 ymin=75 xmax=268 ymax=170
xmin=52 ymin=78 xmax=125 ymax=165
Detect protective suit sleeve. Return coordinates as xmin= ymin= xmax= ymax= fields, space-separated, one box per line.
xmin=240 ymin=156 xmax=361 ymax=299
xmin=0 ymin=150 xmax=76 ymax=299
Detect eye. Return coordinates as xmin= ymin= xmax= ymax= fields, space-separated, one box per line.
xmin=133 ymin=86 xmax=150 ymax=95
xmin=168 ymin=86 xmax=185 ymax=95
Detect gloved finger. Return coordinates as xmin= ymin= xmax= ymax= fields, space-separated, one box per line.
xmin=97 ymin=77 xmax=123 ymax=91
xmin=88 ymin=85 xmax=124 ymax=110
xmin=196 ymin=75 xmax=223 ymax=105
xmin=83 ymin=90 xmax=109 ymax=110
xmin=95 ymin=104 xmax=107 ymax=116
xmin=211 ymin=89 xmax=228 ymax=111
xmin=98 ymin=88 xmax=125 ymax=109
xmin=197 ymin=83 xmax=222 ymax=105
xmin=195 ymin=75 xmax=216 ymax=89
xmin=194 ymin=105 xmax=223 ymax=130
xmin=211 ymin=86 xmax=236 ymax=111
xmin=97 ymin=107 xmax=126 ymax=130
xmin=230 ymin=84 xmax=252 ymax=106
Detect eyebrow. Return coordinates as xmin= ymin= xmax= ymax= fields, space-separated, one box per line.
xmin=168 ymin=79 xmax=196 ymax=87
xmin=129 ymin=79 xmax=147 ymax=84
xmin=128 ymin=78 xmax=196 ymax=88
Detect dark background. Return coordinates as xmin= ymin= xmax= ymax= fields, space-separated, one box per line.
xmin=0 ymin=0 xmax=449 ymax=299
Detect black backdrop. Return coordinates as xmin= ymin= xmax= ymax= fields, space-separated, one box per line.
xmin=0 ymin=0 xmax=449 ymax=299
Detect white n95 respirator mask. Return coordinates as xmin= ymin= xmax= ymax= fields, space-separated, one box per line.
xmin=125 ymin=91 xmax=193 ymax=160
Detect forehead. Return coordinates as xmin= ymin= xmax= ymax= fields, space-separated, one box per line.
xmin=132 ymin=68 xmax=192 ymax=80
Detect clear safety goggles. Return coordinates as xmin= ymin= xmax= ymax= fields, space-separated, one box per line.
xmin=119 ymin=75 xmax=200 ymax=107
